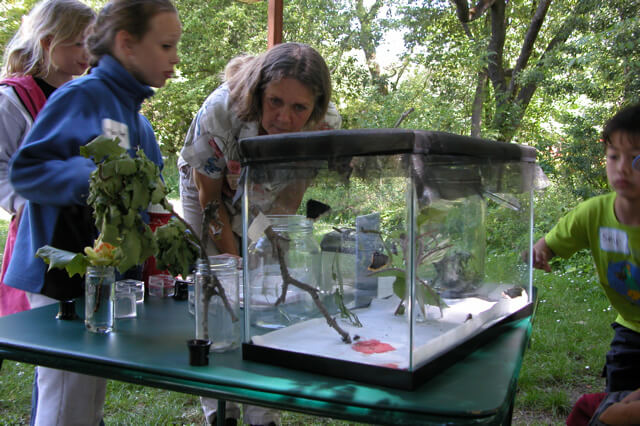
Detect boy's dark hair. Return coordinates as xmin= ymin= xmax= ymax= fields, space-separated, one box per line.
xmin=602 ymin=104 xmax=640 ymax=147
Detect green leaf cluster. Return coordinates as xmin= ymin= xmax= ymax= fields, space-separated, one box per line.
xmin=368 ymin=213 xmax=450 ymax=317
xmin=37 ymin=136 xmax=203 ymax=281
xmin=81 ymin=136 xmax=167 ymax=273
xmin=154 ymin=217 xmax=200 ymax=279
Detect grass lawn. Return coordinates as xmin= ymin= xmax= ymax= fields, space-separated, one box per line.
xmin=0 ymin=217 xmax=612 ymax=425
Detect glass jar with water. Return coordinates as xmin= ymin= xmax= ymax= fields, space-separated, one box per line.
xmin=85 ymin=265 xmax=115 ymax=333
xmin=194 ymin=255 xmax=241 ymax=352
xmin=246 ymin=214 xmax=322 ymax=329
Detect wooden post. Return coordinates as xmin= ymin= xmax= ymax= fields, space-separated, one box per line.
xmin=267 ymin=0 xmax=283 ymax=48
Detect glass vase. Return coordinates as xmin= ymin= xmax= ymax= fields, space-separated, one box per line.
xmin=85 ymin=265 xmax=116 ymax=333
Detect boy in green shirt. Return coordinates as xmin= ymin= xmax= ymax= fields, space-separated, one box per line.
xmin=532 ymin=104 xmax=640 ymax=392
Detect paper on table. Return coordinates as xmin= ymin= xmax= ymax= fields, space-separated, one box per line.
xmin=252 ymin=284 xmax=528 ymax=370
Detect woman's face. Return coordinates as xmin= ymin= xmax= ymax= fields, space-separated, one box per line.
xmin=260 ymin=77 xmax=314 ymax=134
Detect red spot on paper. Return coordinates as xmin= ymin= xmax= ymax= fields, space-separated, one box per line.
xmin=381 ymin=363 xmax=399 ymax=369
xmin=352 ymin=339 xmax=395 ymax=354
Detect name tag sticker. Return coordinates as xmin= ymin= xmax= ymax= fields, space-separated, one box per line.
xmin=600 ymin=227 xmax=629 ymax=254
xmin=247 ymin=212 xmax=271 ymax=243
xmin=102 ymin=119 xmax=130 ymax=150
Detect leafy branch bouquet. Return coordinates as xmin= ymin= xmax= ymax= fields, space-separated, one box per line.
xmin=36 ymin=136 xmax=199 ymax=279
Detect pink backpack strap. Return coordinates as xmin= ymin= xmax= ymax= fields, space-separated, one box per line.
xmin=1 ymin=76 xmax=47 ymax=120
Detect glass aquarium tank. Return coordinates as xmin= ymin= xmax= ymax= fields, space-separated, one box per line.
xmin=240 ymin=129 xmax=544 ymax=389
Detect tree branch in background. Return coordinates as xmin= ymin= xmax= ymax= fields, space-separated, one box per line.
xmin=487 ymin=0 xmax=507 ymax=99
xmin=451 ymin=0 xmax=495 ymax=23
xmin=354 ymin=0 xmax=388 ymax=95
xmin=468 ymin=0 xmax=496 ymax=21
xmin=505 ymin=0 xmax=595 ymax=141
xmin=507 ymin=0 xmax=552 ymax=96
xmin=393 ymin=108 xmax=415 ymax=128
xmin=451 ymin=0 xmax=470 ymax=22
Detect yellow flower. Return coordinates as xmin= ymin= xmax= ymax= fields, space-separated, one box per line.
xmin=84 ymin=242 xmax=118 ymax=266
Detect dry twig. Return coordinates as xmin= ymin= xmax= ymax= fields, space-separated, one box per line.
xmin=264 ymin=226 xmax=352 ymax=343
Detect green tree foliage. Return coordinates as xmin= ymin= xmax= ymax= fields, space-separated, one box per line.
xmin=1 ymin=0 xmax=40 ymax=53
xmin=539 ymin=0 xmax=640 ymax=197
xmin=392 ymin=0 xmax=637 ymax=200
xmin=284 ymin=0 xmax=398 ymax=96
xmin=142 ymin=0 xmax=269 ymax=156
xmin=3 ymin=0 xmax=639 ymax=208
xmin=399 ymin=0 xmax=595 ymax=141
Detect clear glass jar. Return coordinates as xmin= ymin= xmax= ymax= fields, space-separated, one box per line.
xmin=194 ymin=256 xmax=241 ymax=352
xmin=85 ymin=265 xmax=116 ymax=333
xmin=247 ymin=215 xmax=321 ymax=329
xmin=209 ymin=255 xmax=240 ymax=352
xmin=185 ymin=274 xmax=195 ymax=315
xmin=194 ymin=259 xmax=210 ymax=341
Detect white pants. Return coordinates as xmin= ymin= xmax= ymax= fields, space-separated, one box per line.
xmin=27 ymin=292 xmax=107 ymax=426
xmin=200 ymin=396 xmax=280 ymax=425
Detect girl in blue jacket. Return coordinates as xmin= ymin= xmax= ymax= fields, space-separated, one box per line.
xmin=6 ymin=0 xmax=181 ymax=424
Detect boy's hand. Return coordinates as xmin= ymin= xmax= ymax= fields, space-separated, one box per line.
xmin=599 ymin=389 xmax=640 ymax=425
xmin=522 ymin=237 xmax=554 ymax=272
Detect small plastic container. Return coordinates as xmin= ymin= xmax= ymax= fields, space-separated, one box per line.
xmin=56 ymin=300 xmax=78 ymax=320
xmin=116 ymin=279 xmax=144 ymax=303
xmin=148 ymin=274 xmax=175 ymax=298
xmin=114 ymin=282 xmax=137 ymax=319
xmin=187 ymin=339 xmax=211 ymax=366
xmin=173 ymin=279 xmax=190 ymax=300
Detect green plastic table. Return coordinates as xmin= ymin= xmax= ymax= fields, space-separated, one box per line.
xmin=0 ymin=297 xmax=533 ymax=425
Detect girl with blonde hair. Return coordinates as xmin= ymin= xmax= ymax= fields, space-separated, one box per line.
xmin=0 ymin=0 xmax=95 ymax=317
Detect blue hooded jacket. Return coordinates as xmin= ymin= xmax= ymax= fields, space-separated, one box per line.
xmin=6 ymin=55 xmax=163 ymax=299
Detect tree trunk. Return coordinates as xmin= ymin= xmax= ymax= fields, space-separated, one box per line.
xmin=453 ymin=0 xmax=596 ymax=142
xmin=355 ymin=0 xmax=387 ymax=95
xmin=471 ymin=69 xmax=487 ymax=137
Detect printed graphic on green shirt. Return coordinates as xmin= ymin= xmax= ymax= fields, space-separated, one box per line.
xmin=608 ymin=261 xmax=640 ymax=305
